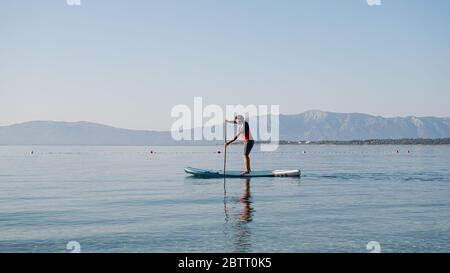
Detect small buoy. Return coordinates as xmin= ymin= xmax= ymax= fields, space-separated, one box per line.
xmin=150 ymin=150 xmax=154 ymax=154
xmin=31 ymin=151 xmax=34 ymax=155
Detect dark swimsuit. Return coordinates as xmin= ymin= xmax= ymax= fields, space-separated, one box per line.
xmin=244 ymin=140 xmax=254 ymax=156
xmin=242 ymin=121 xmax=254 ymax=156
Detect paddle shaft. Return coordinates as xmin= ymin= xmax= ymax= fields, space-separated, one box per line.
xmin=223 ymin=121 xmax=227 ymax=179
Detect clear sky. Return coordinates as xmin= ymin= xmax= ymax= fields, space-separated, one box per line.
xmin=1 ymin=0 xmax=449 ymax=130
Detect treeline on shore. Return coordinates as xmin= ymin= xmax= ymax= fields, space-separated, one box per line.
xmin=275 ymin=138 xmax=450 ymax=145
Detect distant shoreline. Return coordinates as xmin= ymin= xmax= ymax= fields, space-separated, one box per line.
xmin=276 ymin=138 xmax=450 ymax=145
xmin=1 ymin=138 xmax=450 ymax=146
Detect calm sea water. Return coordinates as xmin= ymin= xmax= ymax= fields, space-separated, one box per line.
xmin=0 ymin=145 xmax=449 ymax=253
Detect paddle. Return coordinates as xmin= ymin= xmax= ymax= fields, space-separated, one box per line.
xmin=223 ymin=120 xmax=227 ymax=180
xmin=223 ymin=119 xmax=228 ymax=219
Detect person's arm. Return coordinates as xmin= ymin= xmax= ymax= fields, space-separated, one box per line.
xmin=226 ymin=133 xmax=241 ymax=146
xmin=224 ymin=119 xmax=236 ymax=146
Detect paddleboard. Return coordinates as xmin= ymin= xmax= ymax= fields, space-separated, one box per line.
xmin=184 ymin=167 xmax=301 ymax=178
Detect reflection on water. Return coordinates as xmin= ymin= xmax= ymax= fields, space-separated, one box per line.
xmin=223 ymin=178 xmax=254 ymax=253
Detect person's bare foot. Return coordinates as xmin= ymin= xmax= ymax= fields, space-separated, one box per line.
xmin=241 ymin=170 xmax=250 ymax=175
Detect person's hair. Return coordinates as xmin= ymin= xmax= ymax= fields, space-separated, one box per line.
xmin=235 ymin=115 xmax=245 ymax=123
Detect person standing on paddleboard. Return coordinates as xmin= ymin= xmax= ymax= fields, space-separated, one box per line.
xmin=226 ymin=115 xmax=254 ymax=174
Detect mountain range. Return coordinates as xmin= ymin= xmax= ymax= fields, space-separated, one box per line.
xmin=1 ymin=110 xmax=449 ymax=145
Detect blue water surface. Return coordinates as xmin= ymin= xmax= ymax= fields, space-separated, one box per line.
xmin=0 ymin=145 xmax=449 ymax=253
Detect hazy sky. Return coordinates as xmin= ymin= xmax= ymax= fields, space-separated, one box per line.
xmin=1 ymin=0 xmax=449 ymax=130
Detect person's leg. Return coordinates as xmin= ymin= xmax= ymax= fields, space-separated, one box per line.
xmin=243 ymin=155 xmax=249 ymax=173
xmin=247 ymin=140 xmax=254 ymax=172
xmin=246 ymin=155 xmax=251 ymax=172
xmin=241 ymin=155 xmax=251 ymax=173
xmin=242 ymin=140 xmax=254 ymax=173
xmin=242 ymin=155 xmax=251 ymax=172
xmin=242 ymin=142 xmax=249 ymax=173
